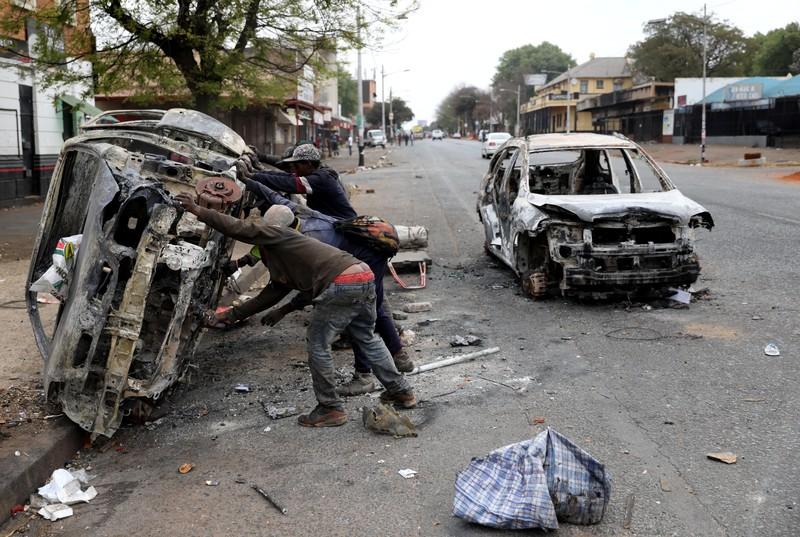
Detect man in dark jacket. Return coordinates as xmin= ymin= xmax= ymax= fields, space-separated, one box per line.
xmin=174 ymin=192 xmax=417 ymax=427
xmin=249 ymin=144 xmax=356 ymax=220
xmin=239 ymin=179 xmax=414 ymax=386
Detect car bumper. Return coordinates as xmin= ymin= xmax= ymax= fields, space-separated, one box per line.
xmin=562 ymin=262 xmax=700 ymax=290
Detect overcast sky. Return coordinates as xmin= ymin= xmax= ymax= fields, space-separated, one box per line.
xmin=345 ymin=0 xmax=798 ymax=125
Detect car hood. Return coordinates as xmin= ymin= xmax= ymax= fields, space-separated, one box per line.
xmin=527 ymin=189 xmax=713 ymax=226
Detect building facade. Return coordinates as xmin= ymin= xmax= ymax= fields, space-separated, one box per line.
xmin=576 ymin=82 xmax=674 ymax=142
xmin=521 ymin=57 xmax=633 ymax=135
xmin=0 ymin=0 xmax=97 ymax=207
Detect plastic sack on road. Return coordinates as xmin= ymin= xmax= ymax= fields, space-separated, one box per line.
xmin=453 ymin=427 xmax=611 ymax=530
xmin=395 ymin=225 xmax=428 ymax=249
xmin=29 ymin=234 xmax=83 ymax=300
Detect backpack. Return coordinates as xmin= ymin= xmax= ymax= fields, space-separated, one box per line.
xmin=333 ymin=215 xmax=400 ymax=257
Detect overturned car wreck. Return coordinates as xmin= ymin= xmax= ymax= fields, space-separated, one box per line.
xmin=477 ymin=133 xmax=714 ymax=298
xmin=26 ymin=109 xmax=248 ymax=437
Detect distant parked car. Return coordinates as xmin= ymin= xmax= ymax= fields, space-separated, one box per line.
xmin=366 ymin=129 xmax=386 ymax=148
xmin=431 ymin=129 xmax=444 ymax=140
xmin=451 ymin=132 xmax=462 ymax=139
xmin=477 ymin=133 xmax=714 ymax=299
xmin=481 ymin=132 xmax=512 ymax=159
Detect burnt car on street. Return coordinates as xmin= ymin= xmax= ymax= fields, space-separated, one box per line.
xmin=477 ymin=133 xmax=714 ymax=298
xmin=26 ymin=108 xmax=249 ymax=437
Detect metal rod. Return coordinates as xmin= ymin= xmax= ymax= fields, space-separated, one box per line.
xmin=356 ymin=6 xmax=364 ymax=166
xmin=381 ymin=64 xmax=386 ymax=142
xmin=252 ymin=484 xmax=288 ymax=515
xmin=408 ymin=347 xmax=501 ymax=375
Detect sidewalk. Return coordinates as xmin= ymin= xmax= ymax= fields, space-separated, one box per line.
xmin=630 ymin=142 xmax=800 ymax=166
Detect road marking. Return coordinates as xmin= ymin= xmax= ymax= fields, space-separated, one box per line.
xmin=755 ymin=212 xmax=800 ymax=225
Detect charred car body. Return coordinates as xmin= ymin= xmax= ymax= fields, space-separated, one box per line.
xmin=26 ymin=109 xmax=248 ymax=437
xmin=477 ymin=133 xmax=714 ymax=298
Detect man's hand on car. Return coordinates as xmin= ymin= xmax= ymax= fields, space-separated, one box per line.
xmin=175 ymin=192 xmax=200 ymax=214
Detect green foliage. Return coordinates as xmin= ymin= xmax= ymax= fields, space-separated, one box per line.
xmin=750 ymin=23 xmax=800 ymax=75
xmin=365 ymin=97 xmax=414 ymax=128
xmin=491 ymin=42 xmax=575 ymax=133
xmin=628 ymin=11 xmax=750 ymax=80
xmin=337 ymin=63 xmax=358 ymax=117
xmin=1 ymin=0 xmax=416 ymax=113
xmin=435 ymin=85 xmax=490 ymax=134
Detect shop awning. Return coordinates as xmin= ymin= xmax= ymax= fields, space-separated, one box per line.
xmin=59 ymin=95 xmax=103 ymax=117
xmin=277 ymin=109 xmax=302 ymax=126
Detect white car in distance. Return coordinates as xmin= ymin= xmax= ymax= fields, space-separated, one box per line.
xmin=431 ymin=129 xmax=444 ymax=140
xmin=481 ymin=132 xmax=512 ymax=159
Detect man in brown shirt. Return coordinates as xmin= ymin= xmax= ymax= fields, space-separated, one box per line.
xmin=175 ymin=193 xmax=416 ymax=427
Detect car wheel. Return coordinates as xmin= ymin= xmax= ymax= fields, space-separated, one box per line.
xmin=520 ymin=271 xmax=548 ymax=299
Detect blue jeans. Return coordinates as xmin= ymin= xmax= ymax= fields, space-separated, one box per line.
xmin=352 ymin=260 xmax=402 ymax=374
xmin=307 ymin=280 xmax=411 ymax=410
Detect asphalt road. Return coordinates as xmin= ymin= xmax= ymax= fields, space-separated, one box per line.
xmin=8 ymin=139 xmax=799 ymax=537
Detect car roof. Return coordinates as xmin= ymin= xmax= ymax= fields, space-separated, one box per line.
xmin=523 ymin=133 xmax=638 ymax=151
xmin=488 ymin=132 xmax=511 ymax=137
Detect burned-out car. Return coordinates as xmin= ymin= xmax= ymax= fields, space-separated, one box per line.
xmin=26 ymin=109 xmax=248 ymax=437
xmin=477 ymin=133 xmax=714 ymax=298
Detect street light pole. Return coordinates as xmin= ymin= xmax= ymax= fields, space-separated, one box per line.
xmin=515 ymin=84 xmax=521 ymax=137
xmin=380 ymin=65 xmax=386 ymax=142
xmin=701 ymin=2 xmax=707 ymax=165
xmin=356 ymin=7 xmax=365 ymax=166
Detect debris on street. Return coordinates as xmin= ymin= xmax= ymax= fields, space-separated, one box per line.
xmin=205 ymin=480 xmax=220 ymax=487
xmin=408 ymin=347 xmax=500 ymax=376
xmin=402 ymin=302 xmax=432 ymax=313
xmin=178 ymin=463 xmax=194 ymax=474
xmin=667 ymin=288 xmax=692 ymax=305
xmin=707 ymin=452 xmax=737 ymax=464
xmin=453 ymin=428 xmax=611 ymax=530
xmin=233 ymin=384 xmax=251 ymax=393
xmin=392 ymin=311 xmax=409 ymax=320
xmin=262 ymin=404 xmax=299 ymax=420
xmin=764 ymin=343 xmax=781 ymax=356
xmin=251 ymin=484 xmax=288 ymax=515
xmin=398 ymin=468 xmax=418 ymax=479
xmin=38 ymin=503 xmax=73 ymax=522
xmin=450 ymin=335 xmax=482 ymax=347
xmin=399 ymin=329 xmax=416 ymax=346
xmin=362 ymin=404 xmax=417 ymax=437
xmin=35 ymin=468 xmax=98 ymax=521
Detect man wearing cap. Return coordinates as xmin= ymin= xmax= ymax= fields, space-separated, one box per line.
xmin=174 ymin=192 xmax=417 ymax=427
xmin=239 ymin=179 xmax=415 ymax=385
xmin=248 ymin=143 xmax=356 ymax=221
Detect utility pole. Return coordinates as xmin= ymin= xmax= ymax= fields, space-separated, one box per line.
xmin=356 ymin=6 xmax=364 ymax=166
xmin=701 ymin=3 xmax=707 ymax=165
xmin=515 ymin=84 xmax=521 ymax=137
xmin=389 ymin=87 xmax=393 ymax=140
xmin=380 ymin=65 xmax=386 ymax=141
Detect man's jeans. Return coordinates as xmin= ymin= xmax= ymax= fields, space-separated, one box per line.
xmin=307 ymin=280 xmax=411 ymax=410
xmin=352 ymin=260 xmax=402 ymax=374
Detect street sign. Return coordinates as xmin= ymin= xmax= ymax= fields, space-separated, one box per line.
xmin=389 ymin=112 xmax=394 ymax=121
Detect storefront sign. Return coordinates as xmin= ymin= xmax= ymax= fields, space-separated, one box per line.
xmin=725 ymin=83 xmax=763 ymax=102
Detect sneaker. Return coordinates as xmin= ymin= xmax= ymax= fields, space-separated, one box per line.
xmin=379 ymin=389 xmax=418 ymax=409
xmin=392 ymin=348 xmax=415 ymax=373
xmin=297 ymin=405 xmax=347 ymax=427
xmin=337 ymin=372 xmax=375 ymax=396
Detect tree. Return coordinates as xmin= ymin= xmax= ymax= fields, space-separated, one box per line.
xmin=628 ymin=12 xmax=750 ymax=81
xmin=491 ymin=42 xmax=575 ymax=132
xmin=750 ymin=23 xmax=800 ymax=75
xmin=337 ymin=63 xmax=358 ymax=118
xmin=365 ymin=97 xmax=414 ymax=129
xmin=434 ymin=85 xmax=490 ymax=135
xmin=1 ymin=0 xmax=416 ymax=113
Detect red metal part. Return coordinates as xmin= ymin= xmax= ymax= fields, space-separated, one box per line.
xmin=195 ymin=177 xmax=242 ymax=211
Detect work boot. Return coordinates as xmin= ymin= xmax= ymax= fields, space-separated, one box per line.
xmin=297 ymin=405 xmax=347 ymax=427
xmin=392 ymin=348 xmax=415 ymax=373
xmin=379 ymin=389 xmax=418 ymax=409
xmin=337 ymin=372 xmax=375 ymax=396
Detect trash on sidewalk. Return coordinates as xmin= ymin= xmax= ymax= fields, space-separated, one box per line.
xmin=398 ymin=468 xmax=418 ymax=479
xmin=29 ymin=234 xmax=82 ymax=301
xmin=234 ymin=384 xmax=251 ymax=393
xmin=262 ymin=404 xmax=299 ymax=420
xmin=450 ymin=335 xmax=482 ymax=347
xmin=667 ymin=288 xmax=692 ymax=305
xmin=205 ymin=480 xmax=220 ymax=486
xmin=764 ymin=343 xmax=780 ymax=356
xmin=251 ymin=484 xmax=288 ymax=515
xmin=37 ymin=468 xmax=97 ymax=505
xmin=392 ymin=311 xmax=409 ymax=321
xmin=408 ymin=347 xmax=500 ymax=376
xmin=402 ymin=301 xmax=432 ymax=313
xmin=707 ymin=452 xmax=737 ymax=464
xmin=362 ymin=404 xmax=417 ymax=438
xmin=38 ymin=503 xmax=74 ymax=521
xmin=179 ymin=463 xmax=194 ymax=474
xmin=395 ymin=225 xmax=429 ymax=249
xmin=453 ymin=427 xmax=611 ymax=530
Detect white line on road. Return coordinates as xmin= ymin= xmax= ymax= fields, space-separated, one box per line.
xmin=755 ymin=212 xmax=800 ymax=225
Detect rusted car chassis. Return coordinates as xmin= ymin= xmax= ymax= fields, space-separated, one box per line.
xmin=26 ymin=110 xmax=246 ymax=437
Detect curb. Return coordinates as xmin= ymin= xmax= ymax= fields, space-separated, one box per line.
xmin=0 ymin=419 xmax=85 ymax=525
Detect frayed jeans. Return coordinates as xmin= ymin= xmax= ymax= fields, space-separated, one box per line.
xmin=307 ymin=280 xmax=411 ymax=410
